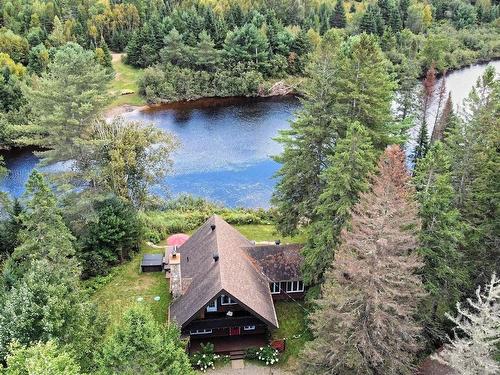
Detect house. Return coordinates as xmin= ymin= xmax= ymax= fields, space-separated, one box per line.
xmin=166 ymin=215 xmax=304 ymax=353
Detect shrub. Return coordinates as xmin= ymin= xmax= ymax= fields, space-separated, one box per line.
xmin=255 ymin=346 xmax=279 ymax=366
xmin=190 ymin=343 xmax=229 ymax=372
xmin=139 ymin=195 xmax=274 ymax=243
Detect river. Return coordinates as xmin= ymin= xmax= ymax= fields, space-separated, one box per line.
xmin=1 ymin=61 xmax=499 ymax=208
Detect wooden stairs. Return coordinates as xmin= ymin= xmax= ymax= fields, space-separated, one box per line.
xmin=229 ymin=350 xmax=245 ymax=360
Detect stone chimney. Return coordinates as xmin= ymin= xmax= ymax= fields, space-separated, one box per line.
xmin=169 ymin=248 xmax=182 ymax=299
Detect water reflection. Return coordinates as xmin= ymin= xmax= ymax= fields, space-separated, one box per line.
xmin=1 ymin=61 xmax=498 ymax=207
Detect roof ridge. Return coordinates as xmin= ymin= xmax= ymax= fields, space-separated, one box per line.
xmin=212 ymin=215 xmax=223 ymax=292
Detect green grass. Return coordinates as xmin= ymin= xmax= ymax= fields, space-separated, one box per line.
xmin=273 ymin=301 xmax=312 ymax=367
xmin=234 ymin=224 xmax=306 ymax=244
xmin=108 ymin=54 xmax=145 ymax=107
xmin=90 ymin=242 xmax=170 ymax=333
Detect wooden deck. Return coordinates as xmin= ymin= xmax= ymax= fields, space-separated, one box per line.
xmin=189 ymin=334 xmax=268 ymax=354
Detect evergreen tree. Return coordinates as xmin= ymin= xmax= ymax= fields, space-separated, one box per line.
xmin=97 ymin=305 xmax=194 ymax=375
xmin=223 ymin=23 xmax=269 ymax=73
xmin=80 ymin=196 xmax=141 ymax=278
xmin=0 ymin=172 xmax=105 ymax=370
xmin=194 ymin=30 xmax=221 ymax=71
xmin=0 ymin=198 xmax=22 ymax=260
xmin=389 ymin=2 xmax=403 ymax=31
xmin=378 ymin=0 xmax=392 ymax=24
xmin=414 ymin=142 xmax=467 ymax=342
xmin=412 ymin=122 xmax=429 ymax=167
xmin=395 ymin=58 xmax=420 ymax=121
xmin=360 ymin=6 xmax=378 ymax=34
xmin=160 ymin=28 xmax=192 ymax=67
xmin=400 ymin=0 xmax=411 ymax=26
xmin=301 ymin=122 xmax=377 ymax=285
xmin=330 ymin=0 xmax=347 ymax=28
xmin=22 ymin=43 xmax=112 ymax=165
xmin=433 ymin=273 xmax=500 ymax=375
xmin=3 ymin=170 xmax=76 ymax=283
xmin=299 ymin=145 xmax=424 ymax=375
xmin=445 ymin=67 xmax=499 ymax=287
xmin=273 ymin=33 xmax=395 ymax=234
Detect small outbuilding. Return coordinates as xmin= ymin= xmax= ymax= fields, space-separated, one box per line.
xmin=140 ymin=253 xmax=164 ymax=272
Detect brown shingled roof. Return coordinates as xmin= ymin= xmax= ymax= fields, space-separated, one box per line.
xmin=169 ymin=215 xmax=279 ymax=329
xmin=245 ymin=244 xmax=303 ymax=281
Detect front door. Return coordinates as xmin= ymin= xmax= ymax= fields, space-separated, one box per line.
xmin=229 ymin=327 xmax=241 ymax=336
xmin=206 ymin=299 xmax=217 ymax=312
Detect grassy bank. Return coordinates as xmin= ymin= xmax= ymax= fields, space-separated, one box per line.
xmin=108 ymin=53 xmax=145 ymax=108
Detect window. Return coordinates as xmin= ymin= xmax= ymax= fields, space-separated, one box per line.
xmin=221 ymin=294 xmax=237 ymax=305
xmin=243 ymin=325 xmax=255 ymax=331
xmin=270 ymin=282 xmax=280 ymax=294
xmin=206 ymin=299 xmax=217 ymax=312
xmin=190 ymin=329 xmax=212 ymax=335
xmin=285 ymin=281 xmax=304 ymax=293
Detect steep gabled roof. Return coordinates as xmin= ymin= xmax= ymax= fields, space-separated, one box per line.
xmin=169 ymin=215 xmax=278 ymax=329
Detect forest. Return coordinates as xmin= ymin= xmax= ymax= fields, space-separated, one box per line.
xmin=0 ymin=0 xmax=499 ymax=374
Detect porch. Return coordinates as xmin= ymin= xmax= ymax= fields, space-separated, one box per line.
xmin=189 ymin=333 xmax=268 ymax=354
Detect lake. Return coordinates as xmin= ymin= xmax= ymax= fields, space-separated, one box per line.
xmin=1 ymin=61 xmax=499 ymax=208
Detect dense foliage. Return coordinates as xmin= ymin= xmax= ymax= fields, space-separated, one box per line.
xmin=0 ymin=0 xmax=498 ymax=373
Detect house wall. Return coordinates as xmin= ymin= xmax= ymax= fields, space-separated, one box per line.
xmin=269 ymin=280 xmax=306 ymax=301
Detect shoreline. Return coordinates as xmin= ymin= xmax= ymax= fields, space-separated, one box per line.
xmin=105 ymin=57 xmax=499 ymax=119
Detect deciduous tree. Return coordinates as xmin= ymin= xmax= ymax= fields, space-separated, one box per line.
xmin=97 ymin=305 xmax=194 ymax=375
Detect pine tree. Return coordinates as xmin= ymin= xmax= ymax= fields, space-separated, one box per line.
xmin=0 ymin=198 xmax=22 ymax=259
xmin=395 ymin=58 xmax=420 ymax=121
xmin=273 ymin=33 xmax=395 ymax=234
xmin=223 ymin=23 xmax=269 ymax=72
xmin=3 ymin=170 xmax=77 ymax=283
xmin=414 ymin=142 xmax=467 ymax=341
xmin=412 ymin=66 xmax=436 ymax=166
xmin=389 ymin=2 xmax=403 ymax=31
xmin=360 ymin=6 xmax=378 ymax=34
xmin=22 ymin=43 xmax=112 ymax=165
xmin=330 ymin=0 xmax=347 ymax=28
xmin=299 ymin=145 xmax=424 ymax=375
xmin=445 ymin=67 xmax=499 ymax=287
xmin=301 ymin=122 xmax=377 ymax=285
xmin=400 ymin=0 xmax=410 ymax=26
xmin=195 ymin=30 xmax=221 ymax=71
xmin=378 ymin=0 xmax=392 ymax=24
xmin=160 ymin=28 xmax=192 ymax=67
xmin=433 ymin=273 xmax=500 ymax=375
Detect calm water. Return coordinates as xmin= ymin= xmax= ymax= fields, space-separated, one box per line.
xmin=1 ymin=61 xmax=499 ymax=207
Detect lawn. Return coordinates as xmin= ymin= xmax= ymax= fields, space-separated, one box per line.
xmin=108 ymin=53 xmax=146 ymax=108
xmin=90 ymin=242 xmax=170 ymax=333
xmin=273 ymin=301 xmax=312 ymax=366
xmin=234 ymin=224 xmax=306 ymax=244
